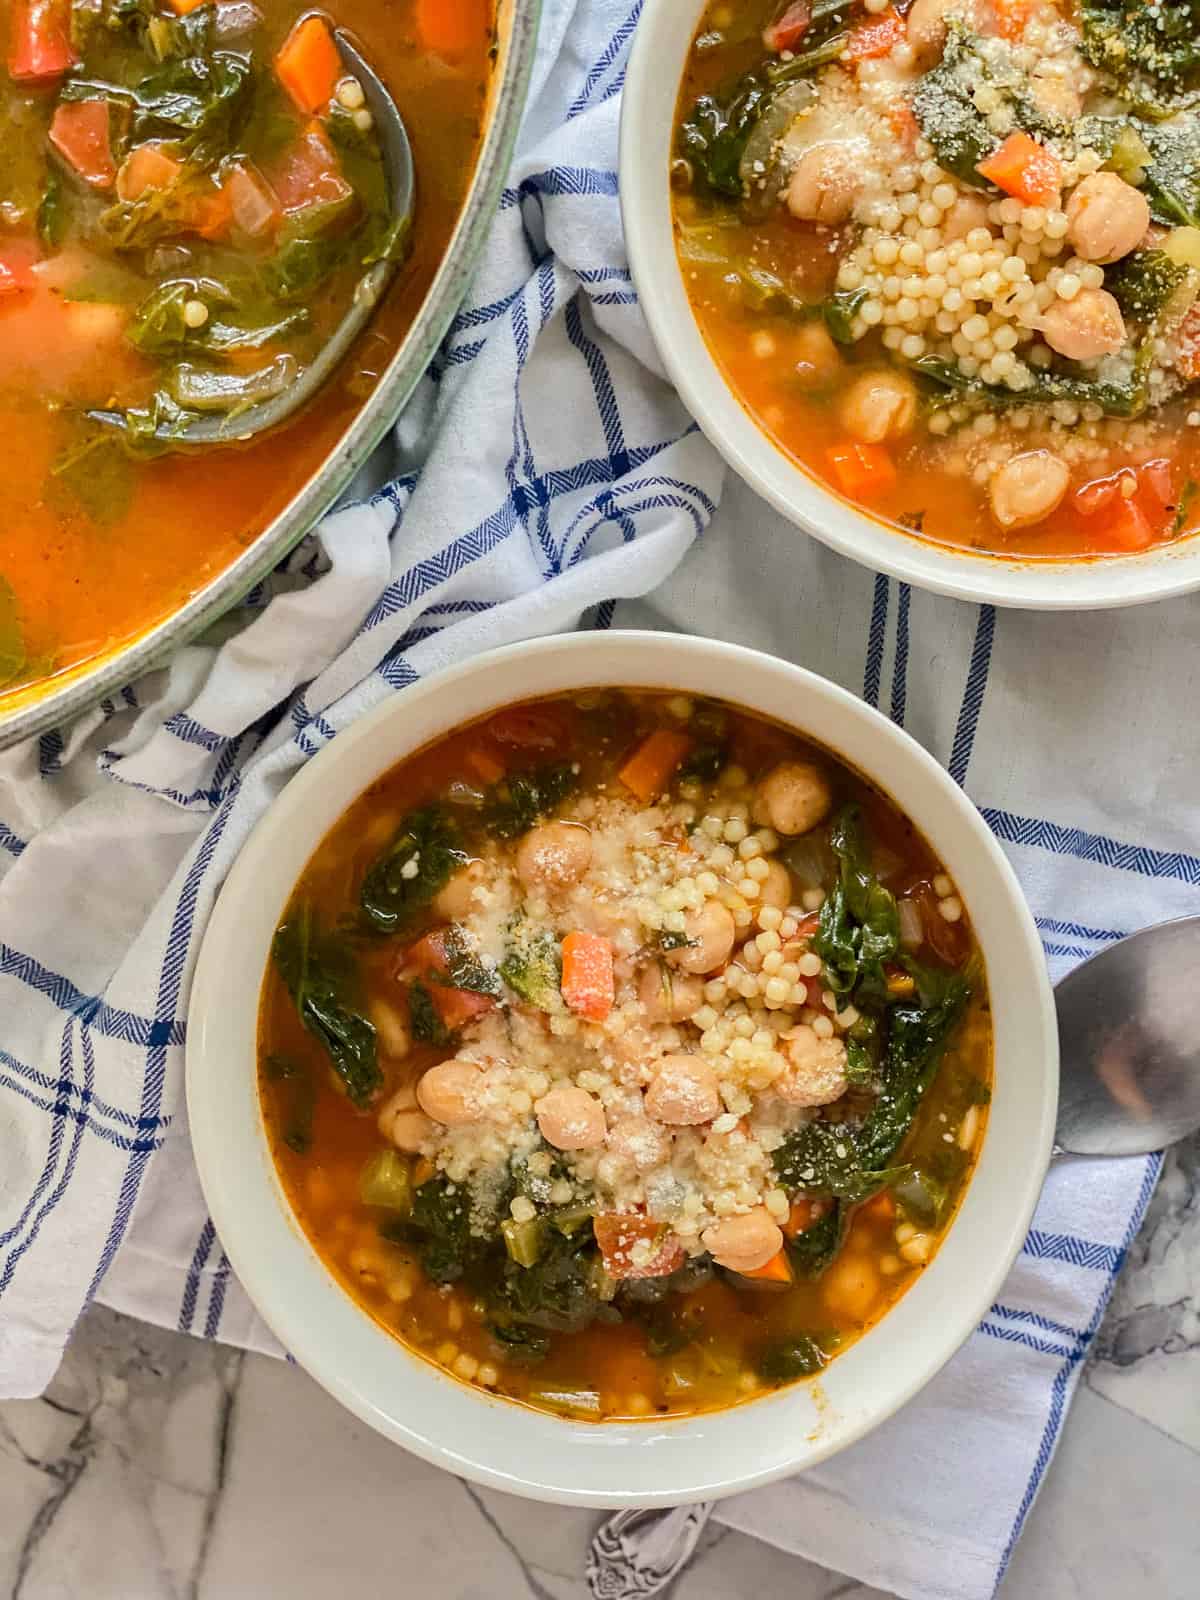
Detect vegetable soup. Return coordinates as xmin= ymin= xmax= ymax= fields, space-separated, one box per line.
xmin=673 ymin=1 xmax=1200 ymax=559
xmin=0 ymin=0 xmax=493 ymax=701
xmin=258 ymin=691 xmax=992 ymax=1421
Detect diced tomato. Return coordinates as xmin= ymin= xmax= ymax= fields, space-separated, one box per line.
xmin=270 ymin=121 xmax=353 ymax=213
xmin=8 ymin=0 xmax=77 ymax=82
xmin=116 ymin=143 xmax=184 ymax=202
xmin=223 ymin=160 xmax=282 ymax=238
xmin=485 ymin=704 xmax=571 ymax=754
xmin=403 ymin=929 xmax=497 ymax=1030
xmin=1075 ymin=461 xmax=1175 ymax=552
xmin=740 ymin=1249 xmax=795 ymax=1285
xmin=991 ymin=0 xmax=1037 ymax=42
xmin=1073 ymin=470 xmax=1127 ymax=519
xmin=1093 ymin=496 xmax=1156 ymax=552
xmin=976 ymin=131 xmax=1062 ymax=208
xmin=886 ymin=102 xmax=920 ymax=149
xmin=49 ymin=101 xmax=116 ymax=190
xmin=593 ymin=1213 xmax=685 ymax=1280
xmin=827 ymin=440 xmax=896 ymax=500
xmin=1139 ymin=457 xmax=1175 ymax=513
xmin=187 ymin=179 xmax=234 ymax=241
xmin=763 ymin=0 xmax=811 ymax=53
xmin=845 ymin=6 xmax=905 ymax=60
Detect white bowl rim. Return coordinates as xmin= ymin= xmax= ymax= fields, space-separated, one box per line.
xmin=619 ymin=0 xmax=1200 ymax=613
xmin=186 ymin=630 xmax=1058 ymax=1506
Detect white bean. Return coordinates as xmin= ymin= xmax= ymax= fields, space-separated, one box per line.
xmin=665 ymin=900 xmax=736 ymax=975
xmin=416 ymin=1060 xmax=487 ymax=1127
xmin=535 ymin=1084 xmax=606 ymax=1150
xmin=516 ymin=821 xmax=592 ymax=891
xmin=786 ymin=143 xmax=861 ymax=226
xmin=644 ymin=1055 xmax=721 ymax=1125
xmin=701 ymin=1208 xmax=783 ymax=1273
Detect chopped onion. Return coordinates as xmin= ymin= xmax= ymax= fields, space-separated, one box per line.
xmin=898 ymin=897 xmax=924 ymax=950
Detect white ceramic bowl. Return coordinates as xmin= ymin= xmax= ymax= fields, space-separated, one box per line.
xmin=187 ymin=631 xmax=1057 ymax=1506
xmin=620 ymin=0 xmax=1200 ymax=611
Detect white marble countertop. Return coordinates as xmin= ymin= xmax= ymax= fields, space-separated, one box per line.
xmin=1 ymin=1131 xmax=1196 ymax=1600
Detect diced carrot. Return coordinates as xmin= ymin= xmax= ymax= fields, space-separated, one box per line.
xmin=886 ymin=102 xmax=920 ymax=148
xmin=617 ymin=729 xmax=691 ymax=802
xmin=782 ymin=1197 xmax=817 ymax=1238
xmin=1091 ymin=494 xmax=1156 ymax=552
xmin=763 ymin=1 xmax=812 ymax=53
xmin=415 ymin=0 xmax=489 ymax=59
xmin=485 ymin=704 xmax=570 ymax=753
xmin=116 ymin=143 xmax=183 ymax=202
xmin=826 ymin=441 xmax=896 ymax=501
xmin=49 ymin=101 xmax=116 ymax=190
xmin=740 ymin=1248 xmax=795 ymax=1284
xmin=223 ymin=160 xmax=282 ymax=238
xmin=186 ymin=179 xmax=233 ymax=241
xmin=976 ymin=131 xmax=1062 ymax=208
xmin=8 ymin=0 xmax=77 ymax=82
xmin=0 ymin=248 xmax=35 ymax=300
xmin=404 ymin=929 xmax=497 ymax=1030
xmin=845 ymin=6 xmax=904 ymax=60
xmin=466 ymin=746 xmax=506 ymax=784
xmin=560 ymin=930 xmax=614 ymax=1022
xmin=593 ymin=1213 xmax=685 ymax=1280
xmin=275 ymin=13 xmax=342 ymax=115
xmin=167 ymin=0 xmax=209 ymax=13
xmin=861 ymin=1189 xmax=896 ymax=1221
xmin=884 ymin=963 xmax=916 ymax=999
xmin=270 ymin=120 xmax=352 ymax=213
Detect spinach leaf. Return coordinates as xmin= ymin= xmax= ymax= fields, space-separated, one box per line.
xmin=857 ymin=977 xmax=970 ymax=1171
xmin=634 ymin=1300 xmax=703 ymax=1359
xmin=261 ymin=195 xmax=359 ymax=302
xmin=782 ymin=1203 xmax=845 ymax=1277
xmin=823 ymin=287 xmax=869 ymax=345
xmin=359 ymin=806 xmax=467 ymax=934
xmin=1105 ymin=250 xmax=1193 ymax=320
xmin=1142 ymin=116 xmax=1200 ymax=230
xmin=63 ymin=49 xmax=254 ymax=159
xmin=38 ymin=164 xmax=68 ymax=250
xmin=264 ymin=1051 xmax=316 ymax=1155
xmin=911 ymin=25 xmax=1002 ymax=187
xmin=127 ymin=280 xmax=310 ymax=356
xmin=1080 ymin=1 xmax=1200 ymax=101
xmin=272 ymin=906 xmax=381 ymax=1107
xmin=483 ymin=763 xmax=578 ymax=839
xmin=812 ymin=806 xmax=900 ymax=1001
xmin=911 ymin=351 xmax=1153 ymax=420
xmin=500 ymin=925 xmax=563 ymax=1010
xmin=407 ymin=978 xmax=450 ymax=1045
xmin=757 ymin=1333 xmax=830 ymax=1384
xmin=678 ymin=742 xmax=727 ymax=783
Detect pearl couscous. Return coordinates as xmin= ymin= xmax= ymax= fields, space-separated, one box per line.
xmin=260 ymin=691 xmax=991 ymax=1421
xmin=674 ymin=0 xmax=1200 ymax=558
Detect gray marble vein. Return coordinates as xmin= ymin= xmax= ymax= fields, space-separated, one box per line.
xmin=1 ymin=1152 xmax=1196 ymax=1600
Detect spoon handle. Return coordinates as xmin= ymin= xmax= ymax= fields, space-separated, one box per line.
xmin=587 ymin=1503 xmax=714 ymax=1598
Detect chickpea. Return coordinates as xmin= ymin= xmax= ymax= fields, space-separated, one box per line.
xmin=644 ymin=1054 xmax=722 ymax=1125
xmin=786 ymin=142 xmax=862 ymax=226
xmin=776 ymin=1026 xmax=849 ymax=1107
xmin=752 ymin=760 xmax=833 ymax=836
xmin=701 ymin=1207 xmax=783 ymax=1274
xmin=941 ymin=191 xmax=992 ymax=243
xmin=664 ymin=899 xmax=736 ymax=975
xmin=1038 ymin=287 xmax=1126 ymax=361
xmin=906 ymin=0 xmax=961 ymax=62
xmin=988 ymin=450 xmax=1071 ymax=530
xmin=606 ymin=1112 xmax=673 ymax=1172
xmin=1029 ymin=73 xmax=1081 ymax=124
xmin=1065 ymin=172 xmax=1150 ymax=265
xmin=416 ymin=1059 xmax=487 ymax=1127
xmin=637 ymin=962 xmax=704 ymax=1023
xmin=515 ymin=820 xmax=592 ymax=892
xmin=757 ymin=858 xmax=793 ymax=912
xmin=838 ymin=369 xmax=918 ymax=446
xmin=433 ymin=859 xmax=485 ymax=919
xmin=535 ymin=1084 xmax=607 ymax=1150
xmin=822 ymin=1251 xmax=881 ymax=1322
xmin=793 ymin=320 xmax=842 ymax=391
xmin=378 ymin=1087 xmax=436 ymax=1154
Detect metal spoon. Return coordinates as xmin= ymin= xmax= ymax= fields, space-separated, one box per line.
xmin=1055 ymin=913 xmax=1200 ymax=1156
xmin=89 ymin=30 xmax=414 ymax=448
xmin=590 ymin=918 xmax=1200 ymax=1591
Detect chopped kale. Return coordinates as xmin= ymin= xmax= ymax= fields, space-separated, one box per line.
xmin=359 ymin=805 xmax=467 ymax=934
xmin=263 ymin=1052 xmax=315 ymax=1155
xmin=1080 ymin=1 xmax=1200 ymax=101
xmin=857 ymin=977 xmax=971 ymax=1171
xmin=435 ymin=924 xmax=503 ymax=998
xmin=812 ymin=806 xmax=900 ymax=1002
xmin=774 ymin=1119 xmax=906 ymax=1202
xmin=407 ymin=978 xmax=450 ymax=1045
xmin=486 ymin=1321 xmax=550 ymax=1364
xmin=783 ymin=1203 xmax=846 ymax=1277
xmin=757 ymin=1333 xmax=830 ymax=1384
xmin=1142 ymin=115 xmax=1200 ymax=230
xmin=634 ymin=1300 xmax=704 ymax=1359
xmin=272 ymin=907 xmax=380 ymax=1108
xmin=500 ymin=924 xmax=563 ymax=1010
xmin=678 ymin=742 xmax=728 ymax=783
xmin=911 ymin=351 xmax=1153 ymax=420
xmin=1105 ymin=250 xmax=1193 ymax=321
xmin=911 ymin=25 xmax=1003 ymax=188
xmin=482 ymin=763 xmax=578 ymax=839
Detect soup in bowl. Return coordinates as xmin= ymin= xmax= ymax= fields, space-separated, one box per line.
xmin=187 ymin=633 xmax=1056 ymax=1501
xmin=621 ymin=0 xmax=1200 ymax=608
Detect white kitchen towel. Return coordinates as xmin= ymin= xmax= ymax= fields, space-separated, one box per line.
xmin=0 ymin=5 xmax=1183 ymax=1600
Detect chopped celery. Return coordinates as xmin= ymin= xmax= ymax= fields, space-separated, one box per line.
xmin=501 ymin=1215 xmax=545 ymax=1268
xmin=525 ymin=1387 xmax=601 ymax=1417
xmin=550 ymin=1204 xmax=593 ymax=1236
xmin=359 ymin=1149 xmax=413 ymax=1213
xmin=893 ymin=1168 xmax=948 ymax=1229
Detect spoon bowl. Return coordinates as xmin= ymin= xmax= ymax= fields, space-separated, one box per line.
xmin=1056 ymin=914 xmax=1200 ymax=1157
xmin=89 ymin=29 xmax=415 ymax=449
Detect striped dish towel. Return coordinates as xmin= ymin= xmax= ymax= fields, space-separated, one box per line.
xmin=0 ymin=4 xmax=1175 ymax=1598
